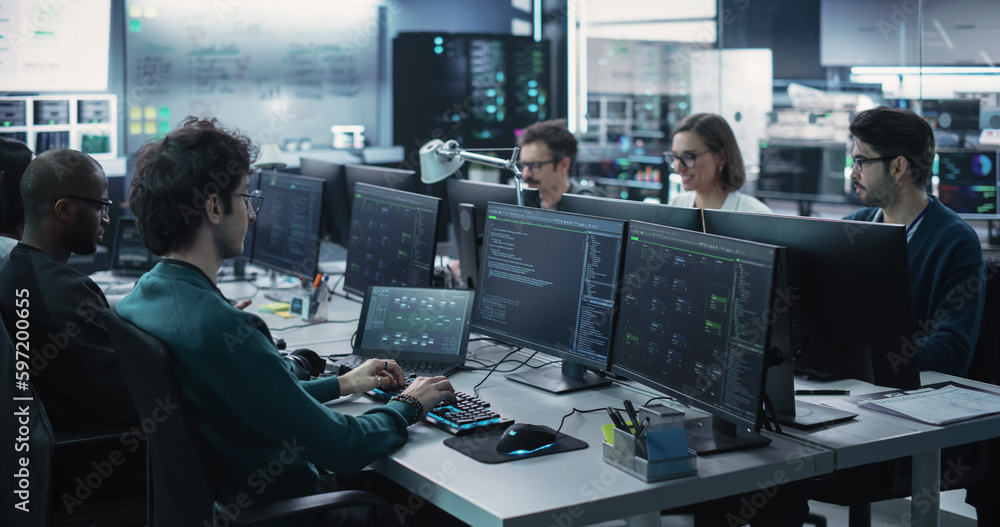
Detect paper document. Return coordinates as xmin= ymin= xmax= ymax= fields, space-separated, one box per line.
xmin=858 ymin=384 xmax=1000 ymax=426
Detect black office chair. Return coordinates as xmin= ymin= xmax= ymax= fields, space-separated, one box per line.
xmin=0 ymin=320 xmax=146 ymax=527
xmin=101 ymin=309 xmax=402 ymax=527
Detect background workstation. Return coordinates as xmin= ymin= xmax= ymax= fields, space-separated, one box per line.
xmin=4 ymin=0 xmax=1000 ymax=524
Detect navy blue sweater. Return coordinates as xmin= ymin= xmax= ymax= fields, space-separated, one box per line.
xmin=846 ymin=196 xmax=985 ymax=375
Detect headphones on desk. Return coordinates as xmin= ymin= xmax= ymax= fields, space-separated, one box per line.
xmin=281 ymin=348 xmax=327 ymax=380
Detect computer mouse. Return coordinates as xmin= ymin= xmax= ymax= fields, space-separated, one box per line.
xmin=495 ymin=423 xmax=558 ymax=455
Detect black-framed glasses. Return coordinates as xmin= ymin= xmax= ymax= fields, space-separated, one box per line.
xmin=59 ymin=195 xmax=113 ymax=215
xmin=663 ymin=149 xmax=713 ymax=169
xmin=236 ymin=189 xmax=265 ymax=214
xmin=516 ymin=159 xmax=557 ymax=172
xmin=851 ymin=155 xmax=897 ymax=171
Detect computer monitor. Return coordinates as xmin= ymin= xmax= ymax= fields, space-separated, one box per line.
xmin=444 ymin=179 xmax=541 ymax=289
xmin=250 ymin=172 xmax=325 ymax=279
xmin=611 ymin=221 xmax=781 ymax=454
xmin=344 ymin=183 xmax=442 ymax=296
xmin=344 ymin=164 xmax=417 ymax=199
xmin=299 ymin=157 xmax=350 ymax=245
xmin=559 ymin=194 xmax=703 ymax=232
xmin=703 ymin=210 xmax=920 ymax=390
xmin=755 ymin=141 xmax=852 ymax=211
xmin=934 ymin=149 xmax=999 ymax=219
xmin=921 ymin=99 xmax=982 ymax=132
xmin=472 ymin=203 xmax=626 ymax=394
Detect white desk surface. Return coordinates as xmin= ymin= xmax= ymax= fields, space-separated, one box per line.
xmin=221 ymin=281 xmax=999 ymax=527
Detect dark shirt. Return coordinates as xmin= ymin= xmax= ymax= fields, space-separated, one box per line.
xmin=0 ymin=243 xmax=137 ymax=432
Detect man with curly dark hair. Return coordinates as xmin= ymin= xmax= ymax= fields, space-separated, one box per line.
xmin=119 ymin=117 xmax=459 ymax=526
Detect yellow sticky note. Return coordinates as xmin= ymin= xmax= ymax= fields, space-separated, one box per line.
xmin=275 ymin=310 xmax=294 ymax=318
xmin=144 ymin=106 xmax=157 ymax=120
xmin=601 ymin=423 xmax=616 ymax=445
xmin=129 ymin=106 xmax=142 ymax=120
xmin=144 ymin=121 xmax=157 ymax=135
xmin=144 ymin=5 xmax=157 ymax=18
xmin=129 ymin=121 xmax=142 ymax=135
xmin=128 ymin=4 xmax=142 ymax=18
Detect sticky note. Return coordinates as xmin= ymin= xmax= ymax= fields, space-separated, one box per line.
xmin=128 ymin=5 xmax=142 ymax=18
xmin=144 ymin=121 xmax=157 ymax=135
xmin=601 ymin=423 xmax=616 ymax=445
xmin=129 ymin=122 xmax=142 ymax=135
xmin=158 ymin=106 xmax=170 ymax=120
xmin=645 ymin=428 xmax=688 ymax=460
xmin=129 ymin=19 xmax=142 ymax=32
xmin=144 ymin=5 xmax=157 ymax=18
xmin=257 ymin=302 xmax=290 ymax=314
xmin=144 ymin=106 xmax=157 ymax=120
xmin=158 ymin=121 xmax=171 ymax=134
xmin=129 ymin=107 xmax=142 ymax=120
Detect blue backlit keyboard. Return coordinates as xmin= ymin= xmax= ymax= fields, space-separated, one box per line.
xmin=367 ymin=379 xmax=514 ymax=436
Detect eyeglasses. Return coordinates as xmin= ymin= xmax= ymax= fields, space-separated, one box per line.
xmin=60 ymin=195 xmax=113 ymax=216
xmin=663 ymin=149 xmax=713 ymax=169
xmin=851 ymin=155 xmax=897 ymax=172
xmin=516 ymin=159 xmax=557 ymax=172
xmin=236 ymin=189 xmax=265 ymax=214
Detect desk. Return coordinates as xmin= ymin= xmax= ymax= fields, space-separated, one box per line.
xmin=235 ymin=287 xmax=999 ymax=527
xmin=787 ymin=374 xmax=1000 ymax=527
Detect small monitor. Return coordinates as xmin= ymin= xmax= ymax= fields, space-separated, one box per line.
xmin=111 ymin=217 xmax=161 ymax=277
xmin=445 ymin=179 xmax=541 ymax=289
xmin=344 ymin=183 xmax=441 ymax=296
xmin=472 ymin=203 xmax=626 ymax=394
xmin=251 ymin=172 xmax=325 ymax=279
xmin=611 ymin=221 xmax=781 ymax=454
xmin=921 ymin=99 xmax=982 ymax=132
xmin=756 ymin=142 xmax=851 ymax=204
xmin=559 ymin=194 xmax=703 ymax=232
xmin=299 ymin=157 xmax=350 ymax=245
xmin=703 ymin=210 xmax=920 ymax=390
xmin=934 ymin=149 xmax=999 ymax=219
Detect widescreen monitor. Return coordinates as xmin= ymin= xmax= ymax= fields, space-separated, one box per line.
xmin=703 ymin=210 xmax=920 ymax=391
xmin=559 ymin=194 xmax=703 ymax=232
xmin=472 ymin=203 xmax=626 ymax=394
xmin=344 ymin=164 xmax=417 ymax=200
xmin=444 ymin=179 xmax=541 ymax=289
xmin=251 ymin=172 xmax=325 ymax=279
xmin=344 ymin=183 xmax=441 ymax=296
xmin=299 ymin=157 xmax=350 ymax=245
xmin=934 ymin=149 xmax=999 ymax=219
xmin=755 ymin=142 xmax=851 ymax=206
xmin=611 ymin=221 xmax=781 ymax=454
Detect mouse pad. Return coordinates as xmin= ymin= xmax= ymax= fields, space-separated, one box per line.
xmin=443 ymin=426 xmax=588 ymax=464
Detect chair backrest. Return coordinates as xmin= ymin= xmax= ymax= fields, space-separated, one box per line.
xmin=969 ymin=259 xmax=1000 ymax=385
xmin=0 ymin=322 xmax=53 ymax=526
xmin=102 ymin=309 xmax=218 ymax=526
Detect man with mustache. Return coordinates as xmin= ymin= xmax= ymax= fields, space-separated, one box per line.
xmin=518 ymin=119 xmax=599 ymax=210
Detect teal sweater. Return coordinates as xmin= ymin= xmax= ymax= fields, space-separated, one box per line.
xmin=846 ymin=196 xmax=985 ymax=375
xmin=117 ymin=261 xmax=415 ymax=520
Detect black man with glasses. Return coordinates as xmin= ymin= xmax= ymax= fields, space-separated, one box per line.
xmin=665 ymin=113 xmax=772 ymax=214
xmin=518 ymin=119 xmax=599 ymax=210
xmin=0 ymin=148 xmax=145 ymax=507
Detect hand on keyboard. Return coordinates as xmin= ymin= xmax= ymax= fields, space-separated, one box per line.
xmin=338 ymin=358 xmax=408 ymax=396
xmin=367 ymin=379 xmax=513 ymax=436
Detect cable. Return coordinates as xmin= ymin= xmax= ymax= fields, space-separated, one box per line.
xmin=553 ymin=407 xmax=606 ymax=435
xmin=471 ymin=347 xmax=524 ymax=397
xmin=269 ymin=318 xmax=360 ymax=332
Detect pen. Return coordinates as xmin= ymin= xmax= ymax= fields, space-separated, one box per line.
xmin=623 ymin=400 xmax=640 ymax=434
xmin=795 ymin=389 xmax=851 ymax=396
xmin=606 ymin=407 xmax=628 ymax=431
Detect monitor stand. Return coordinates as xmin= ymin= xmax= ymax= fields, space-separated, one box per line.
xmin=506 ymin=361 xmax=611 ymax=395
xmin=684 ymin=416 xmax=771 ymax=456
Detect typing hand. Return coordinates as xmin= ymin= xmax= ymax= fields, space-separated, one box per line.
xmin=338 ymin=359 xmax=406 ymax=396
xmin=402 ymin=376 xmax=456 ymax=412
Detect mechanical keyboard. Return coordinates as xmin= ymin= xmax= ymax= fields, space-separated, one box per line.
xmin=366 ymin=378 xmax=514 ymax=436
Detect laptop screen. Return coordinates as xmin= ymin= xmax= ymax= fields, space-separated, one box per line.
xmin=112 ymin=217 xmax=160 ymax=276
xmin=355 ymin=286 xmax=475 ymax=364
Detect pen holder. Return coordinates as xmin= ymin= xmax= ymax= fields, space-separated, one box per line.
xmin=290 ymin=285 xmax=328 ymax=322
xmin=602 ymin=403 xmax=696 ymax=482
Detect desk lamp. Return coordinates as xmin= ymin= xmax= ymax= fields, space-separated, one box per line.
xmin=419 ymin=139 xmax=526 ymax=206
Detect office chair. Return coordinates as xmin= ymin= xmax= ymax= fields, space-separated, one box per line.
xmin=101 ymin=309 xmax=402 ymax=527
xmin=0 ymin=321 xmax=146 ymax=527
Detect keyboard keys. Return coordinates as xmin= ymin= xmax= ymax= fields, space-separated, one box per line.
xmin=365 ymin=380 xmax=514 ymax=436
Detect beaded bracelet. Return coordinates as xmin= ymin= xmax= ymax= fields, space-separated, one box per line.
xmin=390 ymin=394 xmax=423 ymax=425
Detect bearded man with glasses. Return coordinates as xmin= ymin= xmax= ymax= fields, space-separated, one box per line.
xmin=518 ymin=118 xmax=600 ymax=210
